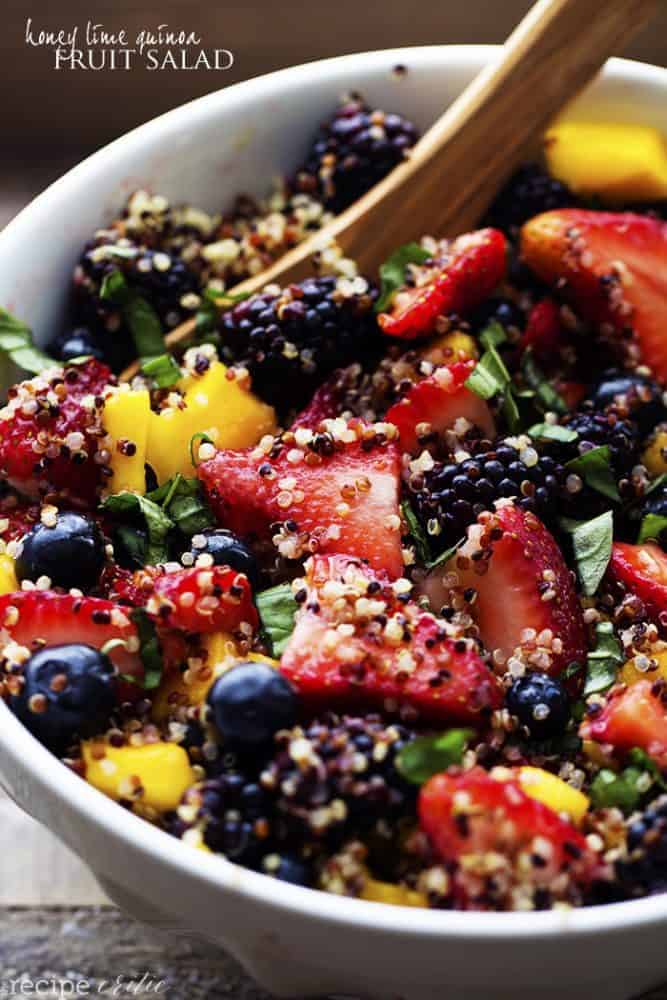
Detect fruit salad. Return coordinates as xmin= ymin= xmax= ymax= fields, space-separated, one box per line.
xmin=3 ymin=104 xmax=667 ymax=912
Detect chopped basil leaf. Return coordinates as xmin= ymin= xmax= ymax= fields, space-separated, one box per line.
xmin=589 ymin=766 xmax=644 ymax=813
xmin=256 ymin=582 xmax=298 ymax=657
xmin=568 ymin=510 xmax=614 ymax=597
xmin=99 ymin=245 xmax=140 ymax=260
xmin=466 ymin=342 xmax=520 ymax=432
xmin=147 ymin=473 xmax=214 ymax=537
xmin=426 ymin=536 xmax=465 ymax=572
xmin=396 ymin=729 xmax=474 ymax=785
xmin=100 ymin=268 xmax=164 ymax=357
xmin=520 ymin=349 xmax=567 ymax=415
xmin=628 ymin=747 xmax=667 ymax=789
xmin=114 ymin=523 xmax=147 ymax=568
xmin=0 ymin=308 xmax=56 ymax=375
xmin=401 ymin=499 xmax=431 ymax=564
xmin=375 ymin=242 xmax=432 ymax=313
xmin=638 ymin=512 xmax=667 ymax=544
xmin=141 ymin=353 xmax=181 ymax=389
xmin=479 ymin=320 xmax=507 ymax=350
xmin=646 ymin=473 xmax=667 ymax=495
xmin=129 ymin=608 xmax=163 ymax=691
xmin=528 ymin=422 xmax=578 ymax=443
xmin=189 ymin=431 xmax=215 ymax=468
xmin=464 ymin=359 xmax=500 ymax=400
xmin=101 ymin=492 xmax=173 ymax=565
xmin=566 ymin=445 xmax=620 ymax=502
xmin=584 ymin=620 xmax=623 ymax=696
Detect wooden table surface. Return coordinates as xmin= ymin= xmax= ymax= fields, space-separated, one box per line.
xmin=2 ymin=160 xmax=667 ymax=1000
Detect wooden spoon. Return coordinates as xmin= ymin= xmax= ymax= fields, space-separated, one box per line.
xmin=122 ymin=0 xmax=657 ymax=380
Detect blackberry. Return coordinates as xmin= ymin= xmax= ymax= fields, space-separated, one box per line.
xmin=615 ymin=794 xmax=667 ymax=898
xmin=218 ymin=274 xmax=381 ymax=413
xmin=262 ymin=713 xmax=416 ymax=845
xmin=484 ymin=163 xmax=577 ymax=236
xmin=408 ymin=437 xmax=565 ymax=553
xmin=562 ymin=410 xmax=640 ymax=476
xmin=587 ymin=369 xmax=667 ymax=437
xmin=293 ymin=97 xmax=418 ymax=212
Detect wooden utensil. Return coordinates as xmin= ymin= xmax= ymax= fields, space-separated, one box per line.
xmin=122 ymin=0 xmax=657 ymax=379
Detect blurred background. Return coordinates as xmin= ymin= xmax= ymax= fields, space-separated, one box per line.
xmin=1 ymin=0 xmax=666 ymax=227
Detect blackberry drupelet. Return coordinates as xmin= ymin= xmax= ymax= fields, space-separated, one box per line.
xmin=408 ymin=437 xmax=564 ymax=553
xmin=293 ymin=97 xmax=418 ymax=212
xmin=484 ymin=163 xmax=577 ymax=235
xmin=587 ymin=369 xmax=667 ymax=437
xmin=563 ymin=410 xmax=640 ymax=476
xmin=615 ymin=794 xmax=667 ymax=898
xmin=218 ymin=274 xmax=381 ymax=413
xmin=262 ymin=713 xmax=416 ymax=845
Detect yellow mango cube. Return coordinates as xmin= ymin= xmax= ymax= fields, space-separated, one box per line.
xmin=82 ymin=740 xmax=195 ymax=812
xmin=518 ymin=765 xmax=590 ymax=824
xmin=620 ymin=647 xmax=667 ymax=687
xmin=642 ymin=428 xmax=667 ymax=477
xmin=421 ymin=330 xmax=479 ymax=365
xmin=146 ymin=361 xmax=276 ymax=484
xmin=361 ymin=877 xmax=428 ymax=908
xmin=0 ymin=554 xmax=18 ymax=595
xmin=544 ymin=122 xmax=667 ymax=202
xmin=103 ymin=389 xmax=151 ymax=494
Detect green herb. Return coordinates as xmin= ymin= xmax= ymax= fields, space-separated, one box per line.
xmin=589 ymin=767 xmax=644 ymax=813
xmin=527 ymin=422 xmax=578 ymax=444
xmin=584 ymin=620 xmax=623 ymax=696
xmin=566 ymin=445 xmax=620 ymax=502
xmin=128 ymin=608 xmax=163 ymax=690
xmin=628 ymin=747 xmax=667 ymax=790
xmin=646 ymin=473 xmax=667 ymax=495
xmin=194 ymin=288 xmax=252 ymax=337
xmin=520 ymin=349 xmax=568 ymax=415
xmin=465 ymin=336 xmax=520 ymax=432
xmin=147 ymin=474 xmax=214 ymax=537
xmin=396 ymin=729 xmax=473 ymax=785
xmin=100 ymin=268 xmax=164 ymax=357
xmin=0 ymin=308 xmax=56 ymax=375
xmin=479 ymin=320 xmax=507 ymax=350
xmin=567 ymin=510 xmax=614 ymax=596
xmin=101 ymin=492 xmax=173 ymax=565
xmin=114 ymin=523 xmax=147 ymax=567
xmin=256 ymin=582 xmax=298 ymax=657
xmin=401 ymin=499 xmax=431 ymax=564
xmin=638 ymin=512 xmax=667 ymax=544
xmin=425 ymin=537 xmax=465 ymax=572
xmin=375 ymin=242 xmax=431 ymax=312
xmin=99 ymin=245 xmax=140 ymax=260
xmin=141 ymin=353 xmax=181 ymax=389
xmin=464 ymin=359 xmax=501 ymax=400
xmin=189 ymin=431 xmax=215 ymax=468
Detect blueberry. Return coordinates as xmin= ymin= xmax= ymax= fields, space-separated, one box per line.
xmin=207 ymin=662 xmax=298 ymax=748
xmin=51 ymin=327 xmax=105 ymax=363
xmin=188 ymin=529 xmax=259 ymax=589
xmin=10 ymin=644 xmax=116 ymax=753
xmin=589 ymin=370 xmax=667 ymax=436
xmin=263 ymin=852 xmax=312 ymax=886
xmin=506 ymin=672 xmax=570 ymax=740
xmin=16 ymin=512 xmax=105 ymax=591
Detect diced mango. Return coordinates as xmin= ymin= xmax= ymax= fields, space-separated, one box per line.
xmin=146 ymin=361 xmax=276 ymax=484
xmin=642 ymin=427 xmax=667 ymax=477
xmin=103 ymin=389 xmax=151 ymax=494
xmin=620 ymin=647 xmax=667 ymax=687
xmin=518 ymin=765 xmax=590 ymax=824
xmin=544 ymin=122 xmax=667 ymax=202
xmin=0 ymin=554 xmax=18 ymax=595
xmin=361 ymin=877 xmax=428 ymax=908
xmin=421 ymin=330 xmax=478 ymax=365
xmin=82 ymin=739 xmax=195 ymax=812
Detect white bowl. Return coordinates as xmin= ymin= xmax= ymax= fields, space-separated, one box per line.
xmin=1 ymin=46 xmax=667 ymax=1000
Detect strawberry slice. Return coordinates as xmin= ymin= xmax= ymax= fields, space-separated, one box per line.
xmin=0 ymin=359 xmax=113 ymax=506
xmin=378 ymin=229 xmax=507 ymax=340
xmin=608 ymin=542 xmax=667 ymax=622
xmin=279 ymin=554 xmax=502 ymax=723
xmin=0 ymin=499 xmax=42 ymax=544
xmin=521 ymin=210 xmax=667 ymax=380
xmin=419 ymin=767 xmax=599 ymax=908
xmin=198 ymin=419 xmax=404 ymax=577
xmin=385 ymin=360 xmax=495 ymax=454
xmin=519 ymin=297 xmax=564 ymax=364
xmin=438 ymin=503 xmax=586 ymax=678
xmin=0 ymin=590 xmax=143 ymax=687
xmin=580 ymin=680 xmax=667 ymax=768
xmin=144 ymin=565 xmax=258 ymax=635
xmin=290 ymin=379 xmax=342 ymax=431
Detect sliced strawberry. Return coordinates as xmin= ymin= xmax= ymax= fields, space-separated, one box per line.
xmin=145 ymin=565 xmax=258 ymax=635
xmin=438 ymin=503 xmax=586 ymax=678
xmin=0 ymin=359 xmax=113 ymax=506
xmin=279 ymin=554 xmax=502 ymax=723
xmin=290 ymin=379 xmax=342 ymax=431
xmin=0 ymin=590 xmax=143 ymax=687
xmin=608 ymin=542 xmax=667 ymax=622
xmin=580 ymin=680 xmax=667 ymax=768
xmin=378 ymin=229 xmax=507 ymax=340
xmin=198 ymin=419 xmax=404 ymax=577
xmin=521 ymin=210 xmax=667 ymax=380
xmin=419 ymin=767 xmax=599 ymax=908
xmin=385 ymin=360 xmax=495 ymax=454
xmin=0 ymin=498 xmax=42 ymax=544
xmin=519 ymin=297 xmax=564 ymax=364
